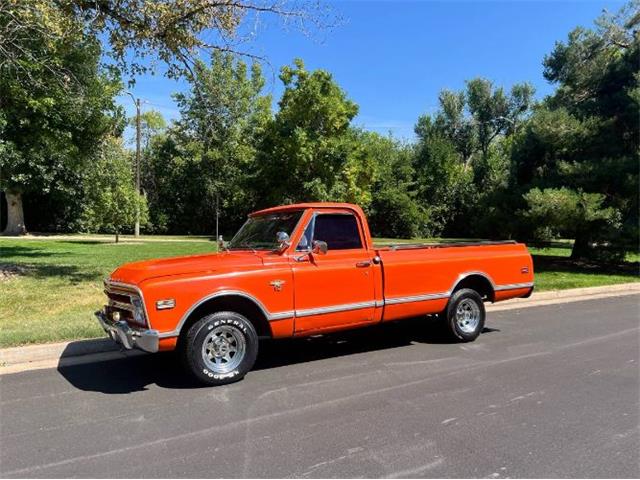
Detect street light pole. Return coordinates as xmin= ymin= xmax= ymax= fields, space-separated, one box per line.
xmin=215 ymin=191 xmax=219 ymax=246
xmin=134 ymin=98 xmax=141 ymax=237
xmin=126 ymin=92 xmax=142 ymax=237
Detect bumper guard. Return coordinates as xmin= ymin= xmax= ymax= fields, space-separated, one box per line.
xmin=95 ymin=311 xmax=159 ymax=353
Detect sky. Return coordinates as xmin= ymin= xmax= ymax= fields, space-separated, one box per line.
xmin=118 ymin=0 xmax=626 ymax=142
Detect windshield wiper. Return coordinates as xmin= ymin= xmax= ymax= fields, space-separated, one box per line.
xmin=228 ymin=242 xmax=259 ymax=253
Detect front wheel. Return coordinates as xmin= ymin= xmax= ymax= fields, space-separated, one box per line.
xmin=443 ymin=288 xmax=485 ymax=342
xmin=182 ymin=311 xmax=258 ymax=386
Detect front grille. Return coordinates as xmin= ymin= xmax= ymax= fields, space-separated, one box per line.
xmin=104 ymin=281 xmax=148 ymax=327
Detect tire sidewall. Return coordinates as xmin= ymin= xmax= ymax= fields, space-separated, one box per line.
xmin=446 ymin=288 xmax=485 ymax=342
xmin=185 ymin=311 xmax=258 ymax=386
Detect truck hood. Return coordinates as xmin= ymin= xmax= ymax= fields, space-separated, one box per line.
xmin=109 ymin=251 xmax=264 ymax=285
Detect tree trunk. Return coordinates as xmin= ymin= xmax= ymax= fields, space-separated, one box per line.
xmin=570 ymin=234 xmax=591 ymax=260
xmin=1 ymin=191 xmax=27 ymax=236
xmin=115 ymin=231 xmax=119 ymax=243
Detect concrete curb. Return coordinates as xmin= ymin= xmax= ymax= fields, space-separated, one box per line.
xmin=1 ymin=282 xmax=638 ymax=375
xmin=486 ymin=282 xmax=640 ymax=311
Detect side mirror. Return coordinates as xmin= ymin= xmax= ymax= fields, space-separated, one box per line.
xmin=276 ymin=231 xmax=290 ymax=252
xmin=312 ymin=240 xmax=328 ymax=255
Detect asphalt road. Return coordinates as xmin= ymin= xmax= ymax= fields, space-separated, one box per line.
xmin=1 ymin=296 xmax=639 ymax=478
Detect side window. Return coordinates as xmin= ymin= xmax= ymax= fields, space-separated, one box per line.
xmin=313 ymin=214 xmax=363 ymax=250
xmin=296 ymin=218 xmax=314 ymax=251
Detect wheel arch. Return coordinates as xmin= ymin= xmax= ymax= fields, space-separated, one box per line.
xmin=451 ymin=272 xmax=496 ymax=302
xmin=177 ymin=292 xmax=273 ymax=346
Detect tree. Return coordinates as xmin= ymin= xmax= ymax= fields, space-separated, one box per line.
xmin=134 ymin=109 xmax=167 ymax=231
xmin=0 ymin=7 xmax=123 ymax=235
xmin=411 ymin=78 xmax=534 ymax=238
xmin=145 ymin=52 xmax=271 ymax=234
xmin=82 ymin=138 xmax=148 ymax=242
xmin=0 ymin=0 xmax=330 ymax=234
xmin=516 ymin=2 xmax=639 ymax=259
xmin=255 ymin=59 xmax=369 ymax=207
xmin=2 ymin=1 xmax=333 ymax=82
xmin=466 ymin=78 xmax=534 ymax=160
xmin=432 ymin=90 xmax=477 ymax=167
xmin=134 ymin=110 xmax=167 ymax=150
xmin=364 ymin=132 xmax=426 ymax=238
xmin=421 ymin=79 xmax=534 ymax=171
xmin=413 ymin=115 xmax=473 ymax=236
xmin=523 ymin=188 xmax=621 ymax=259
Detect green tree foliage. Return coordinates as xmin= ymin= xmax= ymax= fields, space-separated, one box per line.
xmin=146 ymin=52 xmax=271 ymax=233
xmin=0 ymin=2 xmax=123 ymax=234
xmin=82 ymin=138 xmax=148 ymax=242
xmin=466 ymin=79 xmax=534 ymax=159
xmin=135 ymin=110 xmax=167 ymax=149
xmin=0 ymin=0 xmax=330 ymax=234
xmin=523 ymin=188 xmax=621 ymax=260
xmin=412 ymin=79 xmax=533 ymax=237
xmin=255 ymin=59 xmax=374 ymax=208
xmin=3 ymin=0 xmax=636 ymax=265
xmin=515 ymin=2 xmax=639 ymax=259
xmin=135 ymin=109 xmax=167 ymax=229
xmin=413 ymin=115 xmax=472 ymax=236
xmin=2 ymin=0 xmax=328 ymax=81
xmin=363 ymin=132 xmax=426 ymax=238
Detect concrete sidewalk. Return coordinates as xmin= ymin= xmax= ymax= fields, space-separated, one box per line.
xmin=1 ymin=282 xmax=638 ymax=375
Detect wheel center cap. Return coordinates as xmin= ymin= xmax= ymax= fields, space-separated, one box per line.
xmin=212 ymin=339 xmax=229 ymax=356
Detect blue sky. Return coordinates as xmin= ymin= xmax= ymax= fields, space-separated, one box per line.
xmin=118 ymin=0 xmax=625 ymax=141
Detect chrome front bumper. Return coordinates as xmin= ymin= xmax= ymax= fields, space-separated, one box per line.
xmin=95 ymin=311 xmax=159 ymax=353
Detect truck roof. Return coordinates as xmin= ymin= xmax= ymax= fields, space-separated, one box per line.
xmin=250 ymin=202 xmax=361 ymax=217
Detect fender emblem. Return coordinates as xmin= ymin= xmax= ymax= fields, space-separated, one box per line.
xmin=269 ymin=280 xmax=285 ymax=292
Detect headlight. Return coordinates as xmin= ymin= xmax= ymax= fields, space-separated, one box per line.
xmin=130 ymin=296 xmax=146 ymax=326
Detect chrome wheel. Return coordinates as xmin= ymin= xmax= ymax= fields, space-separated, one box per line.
xmin=455 ymin=299 xmax=480 ymax=334
xmin=201 ymin=325 xmax=246 ymax=374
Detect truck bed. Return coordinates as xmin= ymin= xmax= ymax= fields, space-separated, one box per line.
xmin=376 ymin=240 xmax=534 ymax=322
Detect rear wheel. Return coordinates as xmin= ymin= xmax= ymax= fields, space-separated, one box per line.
xmin=182 ymin=311 xmax=258 ymax=386
xmin=443 ymin=288 xmax=485 ymax=342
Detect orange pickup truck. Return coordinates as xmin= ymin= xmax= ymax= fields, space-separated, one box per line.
xmin=97 ymin=202 xmax=534 ymax=385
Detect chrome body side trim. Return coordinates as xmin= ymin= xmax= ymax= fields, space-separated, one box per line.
xmin=269 ymin=310 xmax=295 ymax=320
xmin=384 ymin=292 xmax=449 ymax=305
xmin=156 ymin=275 xmax=534 ymax=339
xmin=295 ymin=301 xmax=376 ymax=318
xmin=453 ymin=271 xmax=497 ymax=290
xmin=494 ymin=282 xmax=534 ymax=291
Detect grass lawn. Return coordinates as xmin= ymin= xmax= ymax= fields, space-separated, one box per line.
xmin=0 ymin=239 xmax=217 ymax=348
xmin=1 ymin=236 xmax=638 ymax=348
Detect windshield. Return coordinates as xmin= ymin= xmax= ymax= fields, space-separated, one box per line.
xmin=227 ymin=211 xmax=303 ymax=251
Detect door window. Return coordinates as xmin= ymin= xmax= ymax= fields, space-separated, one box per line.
xmin=312 ymin=214 xmax=363 ymax=250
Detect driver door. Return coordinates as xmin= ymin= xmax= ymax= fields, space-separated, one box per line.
xmin=291 ymin=212 xmax=376 ymax=334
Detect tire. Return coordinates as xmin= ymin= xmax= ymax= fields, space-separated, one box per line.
xmin=443 ymin=288 xmax=485 ymax=342
xmin=182 ymin=311 xmax=258 ymax=386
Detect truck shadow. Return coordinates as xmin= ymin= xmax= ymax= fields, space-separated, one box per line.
xmin=57 ymin=317 xmax=499 ymax=394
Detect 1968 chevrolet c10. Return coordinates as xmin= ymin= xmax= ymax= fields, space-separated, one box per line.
xmin=97 ymin=202 xmax=534 ymax=385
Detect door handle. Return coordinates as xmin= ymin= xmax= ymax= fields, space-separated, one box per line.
xmin=355 ymin=261 xmax=371 ymax=268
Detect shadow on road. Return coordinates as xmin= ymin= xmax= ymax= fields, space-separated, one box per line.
xmin=57 ymin=316 xmax=500 ymax=394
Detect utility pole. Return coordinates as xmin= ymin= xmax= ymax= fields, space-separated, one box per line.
xmin=215 ymin=192 xmax=219 ymax=245
xmin=126 ymin=92 xmax=142 ymax=237
xmin=134 ymin=98 xmax=141 ymax=237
